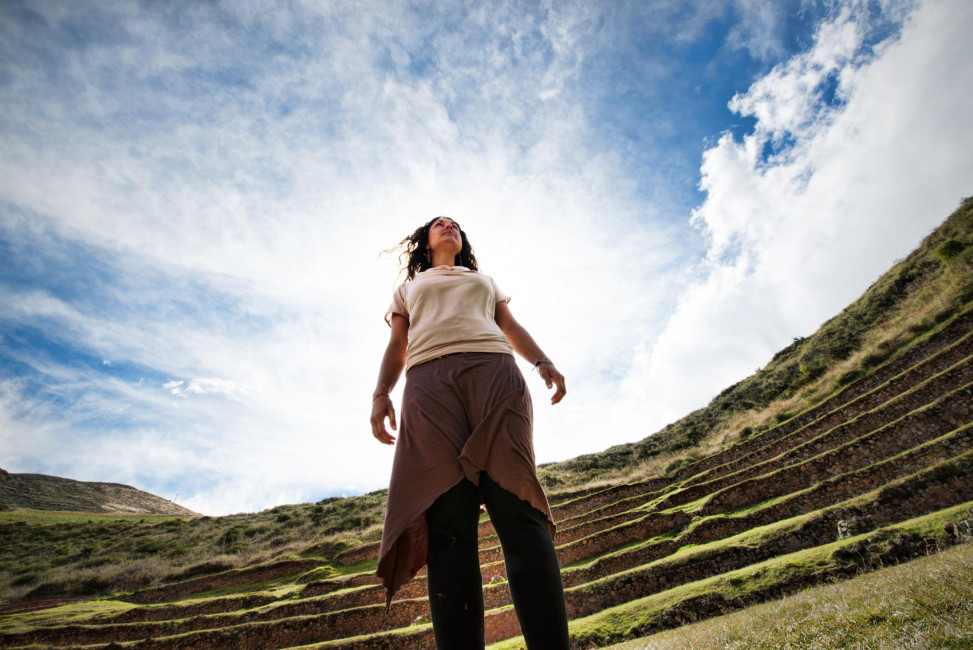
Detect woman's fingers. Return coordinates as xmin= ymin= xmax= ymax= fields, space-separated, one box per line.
xmin=541 ymin=365 xmax=567 ymax=404
xmin=551 ymin=374 xmax=566 ymax=404
xmin=370 ymin=397 xmax=397 ymax=445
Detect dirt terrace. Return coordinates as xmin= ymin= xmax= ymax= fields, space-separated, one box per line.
xmin=2 ymin=309 xmax=972 ymax=648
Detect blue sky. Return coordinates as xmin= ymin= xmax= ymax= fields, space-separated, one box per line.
xmin=2 ymin=0 xmax=971 ymax=515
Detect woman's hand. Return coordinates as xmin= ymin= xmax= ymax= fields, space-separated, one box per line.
xmin=370 ymin=395 xmax=397 ymax=445
xmin=538 ymin=363 xmax=567 ymax=404
xmin=494 ymin=302 xmax=567 ymax=405
xmin=370 ymin=314 xmax=407 ymax=446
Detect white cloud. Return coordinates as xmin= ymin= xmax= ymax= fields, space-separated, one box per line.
xmin=630 ymin=0 xmax=973 ymax=421
xmin=726 ymin=0 xmax=793 ymax=62
xmin=162 ymin=378 xmax=245 ymax=400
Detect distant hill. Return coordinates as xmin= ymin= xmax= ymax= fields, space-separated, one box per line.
xmin=0 ymin=468 xmax=198 ymax=516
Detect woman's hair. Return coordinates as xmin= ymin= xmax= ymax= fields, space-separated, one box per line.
xmin=394 ymin=216 xmax=479 ymax=280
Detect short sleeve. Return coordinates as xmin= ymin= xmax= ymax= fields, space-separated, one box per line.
xmin=385 ymin=283 xmax=409 ymax=327
xmin=492 ymin=277 xmax=511 ymax=305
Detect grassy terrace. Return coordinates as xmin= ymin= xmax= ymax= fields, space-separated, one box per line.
xmin=610 ymin=536 xmax=973 ymax=650
xmin=1 ymin=199 xmax=971 ymax=647
xmin=494 ymin=504 xmax=973 ymax=649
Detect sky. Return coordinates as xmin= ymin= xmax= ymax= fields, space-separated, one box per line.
xmin=1 ymin=0 xmax=971 ymax=515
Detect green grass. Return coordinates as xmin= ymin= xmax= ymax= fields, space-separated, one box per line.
xmin=0 ymin=496 xmax=388 ymax=604
xmin=488 ymin=504 xmax=973 ymax=649
xmin=608 ymin=542 xmax=973 ymax=650
xmin=0 ymin=509 xmax=182 ymax=525
xmin=327 ymin=559 xmax=379 ymax=577
xmin=0 ymin=599 xmax=135 ymax=633
xmin=180 ymin=579 xmax=301 ymax=601
xmin=562 ymin=504 xmax=973 ymax=648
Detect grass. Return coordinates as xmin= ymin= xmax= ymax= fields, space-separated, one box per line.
xmin=0 ymin=599 xmax=135 ymax=633
xmin=0 ymin=510 xmax=181 ymax=526
xmin=608 ymin=541 xmax=973 ymax=650
xmin=0 ymin=494 xmax=388 ymax=604
xmin=181 ymin=578 xmax=302 ymax=601
xmin=565 ymin=442 xmax=969 ymax=582
xmin=487 ymin=503 xmax=973 ymax=649
xmin=563 ymin=504 xmax=973 ymax=648
xmin=563 ymin=447 xmax=950 ymax=586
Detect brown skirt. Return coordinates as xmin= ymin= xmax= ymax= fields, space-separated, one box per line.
xmin=376 ymin=352 xmax=556 ymax=607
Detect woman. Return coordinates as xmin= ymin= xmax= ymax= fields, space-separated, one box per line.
xmin=370 ymin=216 xmax=570 ymax=649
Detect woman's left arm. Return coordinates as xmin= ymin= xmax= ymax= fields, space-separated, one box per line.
xmin=494 ymin=301 xmax=566 ymax=404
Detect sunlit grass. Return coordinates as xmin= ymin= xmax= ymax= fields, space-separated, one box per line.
xmin=0 ymin=497 xmax=387 ymax=604
xmin=0 ymin=599 xmax=134 ymax=633
xmin=0 ymin=509 xmax=181 ymax=525
xmin=609 ymin=542 xmax=973 ymax=650
xmin=487 ymin=505 xmax=972 ymax=650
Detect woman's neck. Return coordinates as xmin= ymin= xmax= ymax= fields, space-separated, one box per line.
xmin=430 ymin=251 xmax=457 ymax=268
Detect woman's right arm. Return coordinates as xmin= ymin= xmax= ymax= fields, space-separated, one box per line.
xmin=370 ymin=314 xmax=409 ymax=445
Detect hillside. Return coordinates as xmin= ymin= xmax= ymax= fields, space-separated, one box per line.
xmin=0 ymin=196 xmax=971 ymax=648
xmin=0 ymin=469 xmax=198 ymax=517
xmin=538 ymin=195 xmax=973 ymax=488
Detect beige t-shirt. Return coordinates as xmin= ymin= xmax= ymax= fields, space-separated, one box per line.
xmin=386 ymin=266 xmax=514 ymax=371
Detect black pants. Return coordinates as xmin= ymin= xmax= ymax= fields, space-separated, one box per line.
xmin=425 ymin=472 xmax=570 ymax=650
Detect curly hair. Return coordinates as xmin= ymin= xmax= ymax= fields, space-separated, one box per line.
xmin=394 ymin=216 xmax=479 ymax=280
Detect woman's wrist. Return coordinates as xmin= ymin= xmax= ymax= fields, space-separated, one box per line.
xmin=533 ymin=356 xmax=553 ymax=371
xmin=372 ymin=384 xmax=390 ymax=401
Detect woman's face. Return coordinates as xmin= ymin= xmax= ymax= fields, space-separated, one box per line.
xmin=426 ymin=218 xmax=463 ymax=258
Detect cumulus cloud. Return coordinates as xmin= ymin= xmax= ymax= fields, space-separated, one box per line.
xmin=630 ymin=0 xmax=973 ymax=423
xmin=162 ymin=378 xmax=244 ymax=399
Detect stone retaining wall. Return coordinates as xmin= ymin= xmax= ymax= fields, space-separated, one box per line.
xmin=300 ymin=571 xmax=381 ymax=598
xmin=4 ymin=598 xmax=431 ymax=649
xmin=702 ymin=385 xmax=972 ymax=515
xmin=671 ymin=370 xmax=973 ymax=512
xmin=678 ymin=314 xmax=973 ymax=480
xmin=122 ymin=559 xmax=323 ymax=604
xmin=687 ymin=351 xmax=973 ymax=489
xmin=689 ymin=428 xmax=973 ymax=547
xmin=107 ymin=594 xmax=278 ymax=624
xmin=551 ymin=477 xmax=670 ymax=523
xmin=557 ymin=512 xmax=692 ymax=568
xmin=557 ymin=445 xmax=973 ymax=594
xmin=562 ymin=460 xmax=973 ymax=621
xmin=333 ymin=541 xmax=379 ymax=566
xmin=568 ymin=529 xmax=959 ymax=649
xmin=553 ymin=396 xmax=966 ymax=575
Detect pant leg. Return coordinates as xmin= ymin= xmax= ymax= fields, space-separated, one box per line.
xmin=425 ymin=478 xmax=485 ymax=650
xmin=481 ymin=472 xmax=569 ymax=650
